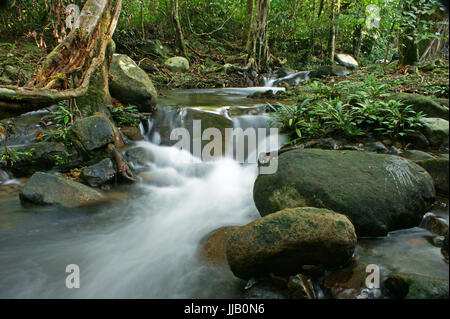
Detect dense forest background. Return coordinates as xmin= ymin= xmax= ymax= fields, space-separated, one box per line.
xmin=0 ymin=0 xmax=448 ymax=72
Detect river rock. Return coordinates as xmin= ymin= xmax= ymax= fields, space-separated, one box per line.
xmin=253 ymin=149 xmax=435 ymax=237
xmin=226 ymin=207 xmax=357 ymax=279
xmin=109 ymin=54 xmax=158 ymax=112
xmin=124 ymin=146 xmax=154 ymax=168
xmin=3 ymin=142 xmax=71 ymax=177
xmin=384 ymin=273 xmax=449 ymax=299
xmin=335 ymin=53 xmax=358 ymax=70
xmin=71 ymin=115 xmax=115 ymax=152
xmin=164 ymin=56 xmax=190 ymax=73
xmin=416 ymin=157 xmax=449 ymax=194
xmin=420 ymin=118 xmax=449 ymax=147
xmin=421 ymin=213 xmax=449 ymax=236
xmin=197 ymin=226 xmax=240 ymax=268
xmin=80 ymin=158 xmax=116 ymax=187
xmin=120 ymin=126 xmax=143 ymax=141
xmin=367 ymin=141 xmax=389 ymax=153
xmin=401 ymin=150 xmax=435 ymax=161
xmin=388 ymin=93 xmax=449 ymax=120
xmin=19 ymin=172 xmax=104 ymax=208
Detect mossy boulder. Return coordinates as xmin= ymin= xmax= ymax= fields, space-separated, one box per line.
xmin=109 ymin=54 xmax=158 ymax=112
xmin=420 ymin=117 xmax=449 ymax=147
xmin=401 ymin=150 xmax=435 ymax=161
xmin=310 ymin=65 xmax=351 ymax=78
xmin=416 ymin=157 xmax=449 ymax=195
xmin=19 ymin=172 xmax=104 ymax=208
xmin=70 ymin=115 xmax=115 ymax=152
xmin=388 ymin=93 xmax=449 ymax=120
xmin=384 ymin=273 xmax=449 ymax=299
xmin=253 ymin=149 xmax=435 ymax=237
xmin=164 ymin=56 xmax=190 ymax=73
xmin=226 ymin=207 xmax=357 ymax=279
xmin=3 ymin=142 xmax=74 ymax=177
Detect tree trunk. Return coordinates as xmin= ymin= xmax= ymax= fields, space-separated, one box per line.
xmin=248 ymin=0 xmax=270 ymax=73
xmin=352 ymin=24 xmax=362 ymax=59
xmin=329 ymin=0 xmax=337 ymax=63
xmin=309 ymin=0 xmax=317 ymax=59
xmin=244 ymin=0 xmax=254 ymax=49
xmin=0 ymin=0 xmax=121 ymax=119
xmin=171 ymin=0 xmax=188 ymax=57
xmin=399 ymin=0 xmax=419 ymax=66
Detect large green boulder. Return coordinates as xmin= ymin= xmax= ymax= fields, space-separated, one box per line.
xmin=420 ymin=117 xmax=449 ymax=147
xmin=253 ymin=149 xmax=435 ymax=237
xmin=416 ymin=157 xmax=449 ymax=195
xmin=226 ymin=207 xmax=357 ymax=279
xmin=70 ymin=115 xmax=115 ymax=152
xmin=387 ymin=93 xmax=449 ymax=120
xmin=310 ymin=65 xmax=350 ymax=78
xmin=109 ymin=54 xmax=158 ymax=112
xmin=19 ymin=172 xmax=104 ymax=208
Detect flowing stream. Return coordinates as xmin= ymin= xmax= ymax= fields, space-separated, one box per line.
xmin=0 ymin=88 xmax=448 ymax=298
xmin=0 ymin=88 xmax=284 ymax=298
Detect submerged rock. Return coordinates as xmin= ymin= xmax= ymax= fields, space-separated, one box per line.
xmin=384 ymin=273 xmax=449 ymax=299
xmin=164 ymin=56 xmax=190 ymax=73
xmin=70 ymin=115 xmax=115 ymax=152
xmin=19 ymin=172 xmax=104 ymax=208
xmin=416 ymin=157 xmax=449 ymax=195
xmin=420 ymin=118 xmax=449 ymax=147
xmin=80 ymin=158 xmax=116 ymax=187
xmin=253 ymin=149 xmax=435 ymax=236
xmin=124 ymin=146 xmax=154 ymax=168
xmin=109 ymin=54 xmax=158 ymax=112
xmin=323 ymin=261 xmax=382 ymax=299
xmin=226 ymin=207 xmax=357 ymax=279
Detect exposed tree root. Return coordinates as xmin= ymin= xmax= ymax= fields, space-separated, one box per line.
xmin=0 ymin=0 xmax=122 ymax=120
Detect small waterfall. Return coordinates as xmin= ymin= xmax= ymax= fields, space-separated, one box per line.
xmin=0 ymin=95 xmax=286 ymax=298
xmin=0 ymin=170 xmax=20 ymax=186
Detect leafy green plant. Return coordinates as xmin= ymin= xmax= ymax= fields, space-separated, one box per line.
xmin=374 ymin=100 xmax=424 ymax=138
xmin=315 ymin=98 xmax=365 ymax=137
xmin=111 ymin=105 xmax=140 ymax=127
xmin=43 ymin=101 xmax=74 ymax=144
xmin=0 ymin=146 xmax=34 ymax=167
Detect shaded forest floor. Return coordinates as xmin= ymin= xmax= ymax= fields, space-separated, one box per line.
xmin=0 ymin=36 xmax=449 ymax=100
